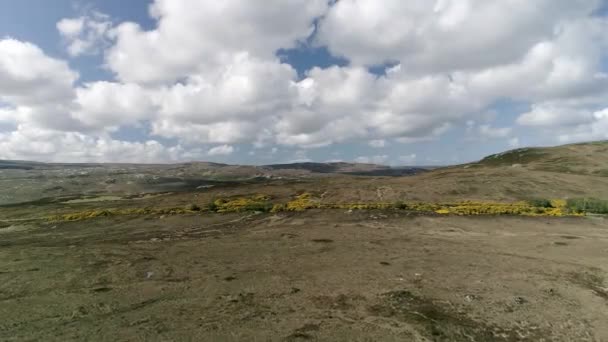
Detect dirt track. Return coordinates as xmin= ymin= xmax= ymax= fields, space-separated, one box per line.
xmin=1 ymin=211 xmax=607 ymax=341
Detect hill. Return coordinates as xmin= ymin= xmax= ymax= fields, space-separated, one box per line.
xmin=2 ymin=141 xmax=608 ymax=206
xmin=2 ymin=141 xmax=608 ymax=341
xmin=477 ymin=141 xmax=608 ymax=176
xmin=369 ymin=140 xmax=608 ymax=203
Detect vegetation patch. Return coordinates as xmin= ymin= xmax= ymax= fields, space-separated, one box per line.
xmin=368 ymin=290 xmax=549 ymax=341
xmin=47 ymin=193 xmax=605 ymax=223
xmin=592 ymin=169 xmax=608 ymax=177
xmin=429 ymin=201 xmax=568 ymax=216
xmin=47 ymin=207 xmax=199 ymax=222
xmin=479 ymin=148 xmax=548 ymax=166
xmin=211 ymin=194 xmax=273 ymax=213
xmin=566 ymin=198 xmax=608 ymax=214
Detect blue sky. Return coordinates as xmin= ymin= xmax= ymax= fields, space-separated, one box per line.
xmin=1 ymin=1 xmax=607 ymax=164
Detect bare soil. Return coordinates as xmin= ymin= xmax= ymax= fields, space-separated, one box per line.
xmin=1 ymin=211 xmax=607 ymax=341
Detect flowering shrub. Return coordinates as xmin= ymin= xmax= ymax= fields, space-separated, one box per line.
xmin=47 ymin=194 xmax=591 ymax=223
xmin=432 ymin=201 xmax=567 ymax=216
xmin=48 ymin=207 xmax=195 ymax=222
xmin=285 ymin=193 xmax=320 ymax=211
xmin=212 ymin=195 xmax=272 ymax=213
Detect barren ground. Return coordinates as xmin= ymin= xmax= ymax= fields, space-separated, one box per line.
xmin=1 ymin=211 xmax=607 ymax=341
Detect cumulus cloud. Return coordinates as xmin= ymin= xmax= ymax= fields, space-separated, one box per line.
xmin=543 ymin=107 xmax=608 ymax=143
xmin=369 ymin=139 xmax=387 ymax=148
xmin=355 ymin=155 xmax=389 ymax=164
xmin=317 ymin=0 xmax=601 ymax=70
xmin=73 ymin=81 xmax=158 ymax=129
xmin=478 ymin=124 xmax=512 ymax=139
xmin=517 ymin=103 xmax=595 ymax=127
xmin=57 ymin=11 xmax=112 ymax=56
xmin=207 ymin=144 xmax=235 ymax=156
xmin=2 ymin=0 xmax=608 ymax=162
xmin=0 ymin=39 xmax=78 ymax=106
xmin=106 ymin=0 xmax=327 ymax=84
xmin=158 ymin=54 xmax=296 ymax=124
xmin=0 ymin=125 xmax=193 ymax=163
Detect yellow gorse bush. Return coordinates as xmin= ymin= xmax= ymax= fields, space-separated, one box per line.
xmin=47 ymin=193 xmax=585 ymax=223
xmin=430 ymin=201 xmax=568 ymax=216
xmin=213 ymin=195 xmax=272 ymax=213
xmin=284 ymin=193 xmax=321 ymax=211
xmin=48 ymin=207 xmax=196 ymax=222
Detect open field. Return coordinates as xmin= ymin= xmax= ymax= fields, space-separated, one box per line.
xmin=1 ymin=211 xmax=607 ymax=341
xmin=1 ymin=141 xmax=608 ymax=341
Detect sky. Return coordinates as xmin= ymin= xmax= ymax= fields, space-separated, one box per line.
xmin=1 ymin=0 xmax=608 ymax=165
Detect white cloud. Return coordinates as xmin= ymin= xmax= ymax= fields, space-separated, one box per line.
xmin=0 ymin=125 xmax=193 ymax=163
xmin=73 ymin=81 xmax=158 ymax=129
xmin=517 ymin=101 xmax=599 ymax=127
xmin=2 ymin=1 xmax=608 ymax=162
xmin=478 ymin=124 xmax=512 ymax=139
xmin=355 ymin=155 xmax=388 ymax=164
xmin=369 ymin=139 xmax=387 ymax=148
xmin=286 ymin=149 xmax=312 ymax=163
xmin=106 ymin=0 xmax=328 ymax=84
xmin=57 ymin=11 xmax=112 ymax=56
xmin=0 ymin=39 xmax=78 ymax=106
xmin=399 ymin=154 xmax=417 ymax=164
xmin=56 ymin=17 xmax=84 ymax=37
xmin=157 ymin=53 xmax=297 ymax=129
xmin=508 ymin=137 xmax=520 ymax=148
xmin=317 ymin=0 xmax=601 ymax=70
xmin=207 ymin=144 xmax=235 ymax=156
xmin=151 ymin=119 xmax=260 ymax=144
xmin=552 ymin=107 xmax=608 ymax=143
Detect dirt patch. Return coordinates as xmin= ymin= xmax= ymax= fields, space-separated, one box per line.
xmin=570 ymin=271 xmax=608 ymax=300
xmin=368 ymin=290 xmax=550 ymax=341
xmin=285 ymin=323 xmax=320 ymax=341
xmin=0 ymin=211 xmax=606 ymax=340
xmin=312 ymin=294 xmax=365 ymax=311
xmin=311 ymin=239 xmax=334 ymax=243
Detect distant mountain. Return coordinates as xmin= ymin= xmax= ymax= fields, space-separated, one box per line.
xmin=0 ymin=160 xmax=46 ymax=170
xmin=3 ymin=141 xmax=608 ymax=206
xmin=0 ymin=159 xmax=427 ymax=177
xmin=263 ymin=162 xmax=425 ymax=176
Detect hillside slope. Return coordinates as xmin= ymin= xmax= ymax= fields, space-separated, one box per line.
xmin=266 ymin=141 xmax=608 ymax=204
xmin=330 ymin=140 xmax=608 ymax=203
xmin=1 ymin=141 xmax=607 ymax=207
xmin=477 ymin=141 xmax=608 ymax=176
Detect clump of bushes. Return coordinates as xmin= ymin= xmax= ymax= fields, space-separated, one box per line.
xmin=49 ymin=194 xmax=599 ymax=223
xmin=185 ymin=203 xmax=201 ymax=211
xmin=432 ymin=201 xmax=566 ymax=216
xmin=285 ymin=193 xmax=320 ymax=211
xmin=48 ymin=207 xmax=194 ymax=222
xmin=527 ymin=199 xmax=553 ymax=208
xmin=566 ymin=198 xmax=608 ymax=214
xmin=211 ymin=195 xmax=273 ymax=213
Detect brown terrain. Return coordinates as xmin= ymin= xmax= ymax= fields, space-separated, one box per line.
xmin=1 ymin=141 xmax=608 ymax=341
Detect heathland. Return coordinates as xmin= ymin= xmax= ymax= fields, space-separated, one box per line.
xmin=1 ymin=141 xmax=608 ymax=341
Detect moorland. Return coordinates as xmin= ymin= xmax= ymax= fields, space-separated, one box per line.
xmin=1 ymin=141 xmax=608 ymax=341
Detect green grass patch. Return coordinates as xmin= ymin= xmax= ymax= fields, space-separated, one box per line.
xmin=479 ymin=148 xmax=548 ymax=166
xmin=566 ymin=198 xmax=608 ymax=214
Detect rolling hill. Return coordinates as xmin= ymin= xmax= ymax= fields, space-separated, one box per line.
xmin=2 ymin=141 xmax=608 ymax=206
